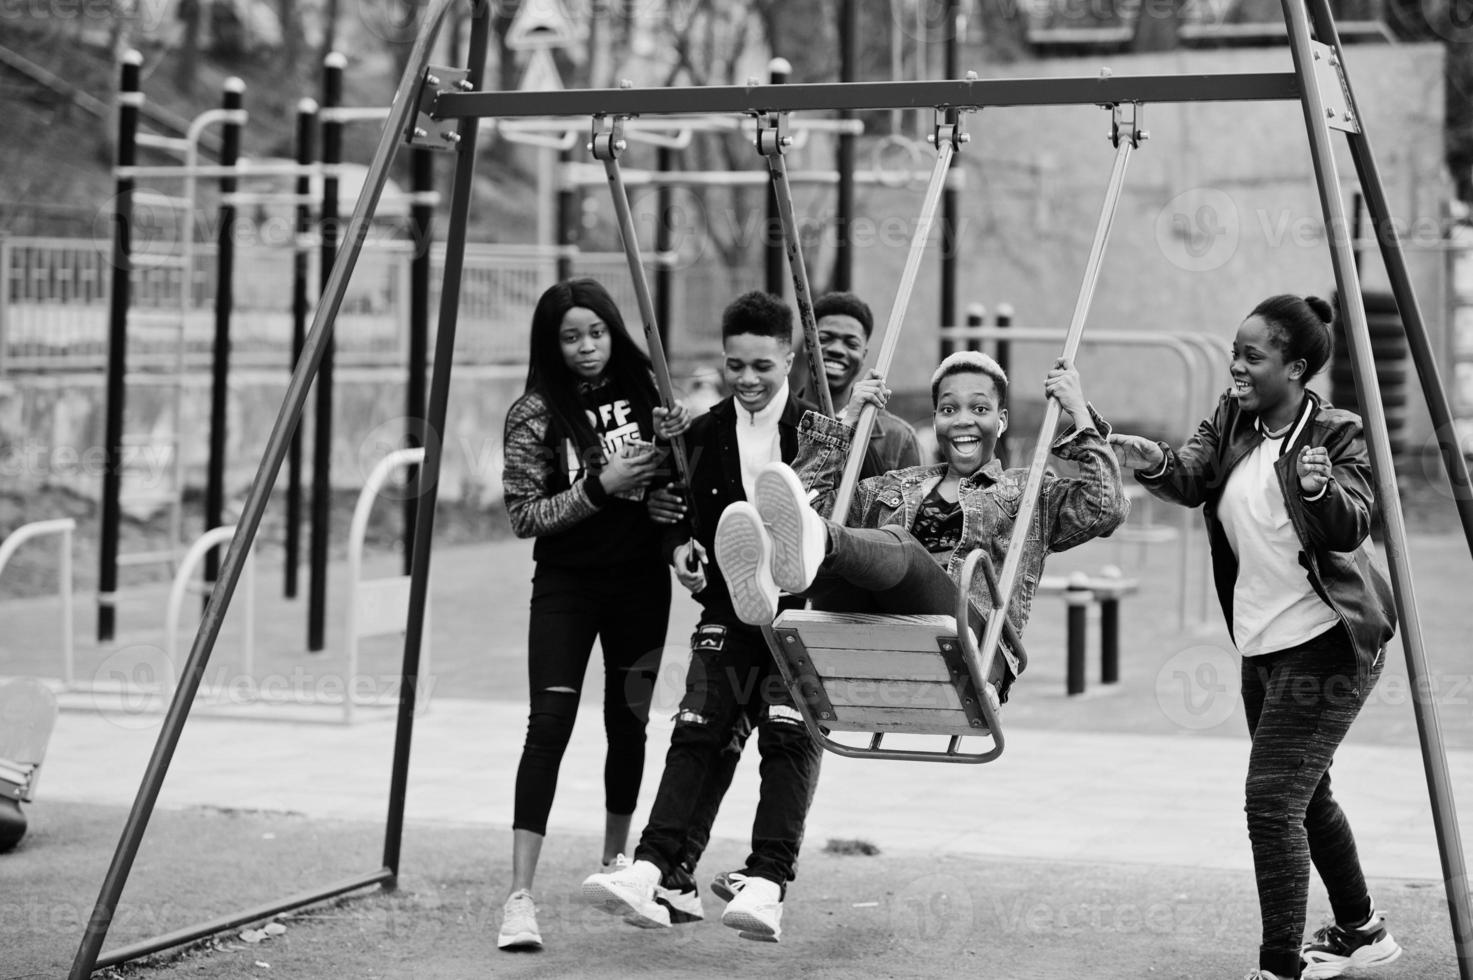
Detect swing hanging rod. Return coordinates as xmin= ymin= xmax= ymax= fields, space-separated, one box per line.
xmin=757 ymin=110 xmax=834 ymax=418
xmin=589 ymin=114 xmax=699 ymax=523
xmin=830 ymin=107 xmax=971 ymax=522
xmin=434 ymin=72 xmax=1300 ymax=119
xmin=973 ymin=103 xmax=1146 ymax=690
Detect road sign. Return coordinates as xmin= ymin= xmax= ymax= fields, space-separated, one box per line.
xmin=506 ymin=0 xmax=579 ymax=50
xmin=518 ymin=47 xmax=564 ymax=92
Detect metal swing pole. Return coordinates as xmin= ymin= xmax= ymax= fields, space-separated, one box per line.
xmin=757 ymin=111 xmax=835 ymax=418
xmin=830 ymin=108 xmax=967 ymax=521
xmin=590 ymin=114 xmax=698 ymax=505
xmin=68 ymin=1 xmax=459 ymax=972
xmin=1280 ymin=2 xmax=1473 ymax=973
xmin=1304 ymin=0 xmax=1473 ymax=557
xmin=971 ymin=104 xmax=1142 ymax=690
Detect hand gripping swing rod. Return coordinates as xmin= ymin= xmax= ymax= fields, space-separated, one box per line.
xmin=757 ymin=112 xmax=835 ymax=418
xmin=972 ymin=104 xmax=1144 ymax=690
xmin=830 ymin=108 xmax=968 ymax=521
xmin=590 ymin=115 xmax=698 ymax=526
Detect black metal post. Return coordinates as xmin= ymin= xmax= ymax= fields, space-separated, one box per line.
xmin=654 ymin=143 xmax=674 ymax=351
xmin=1099 ymin=588 xmax=1120 ymax=685
xmin=99 ymin=50 xmax=142 ymax=644
xmin=834 ymin=0 xmax=857 ymax=292
xmin=764 ymin=57 xmax=789 ymax=297
xmin=964 ymin=302 xmax=984 ymax=354
xmin=995 ymin=302 xmax=1012 ymax=465
xmin=383 ymin=10 xmax=490 ymax=877
xmin=286 ymin=97 xmax=316 ymax=599
xmin=556 ymin=146 xmax=577 ymax=281
xmin=309 ymin=51 xmax=345 ymax=652
xmin=404 ymin=147 xmax=433 ymax=576
xmin=205 ymin=77 xmax=244 ymax=606
xmin=939 ymin=0 xmax=962 ymax=332
xmin=1065 ymin=576 xmax=1089 ymax=697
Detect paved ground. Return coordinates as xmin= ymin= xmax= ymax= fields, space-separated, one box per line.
xmin=14 ymin=528 xmax=1473 ymax=888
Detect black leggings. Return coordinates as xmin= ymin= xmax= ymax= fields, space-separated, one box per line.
xmin=1242 ymin=626 xmax=1381 ymax=979
xmin=512 ymin=559 xmax=670 ymax=836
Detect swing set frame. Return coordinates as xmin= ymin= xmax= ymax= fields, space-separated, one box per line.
xmin=70 ymin=0 xmax=1473 ymax=974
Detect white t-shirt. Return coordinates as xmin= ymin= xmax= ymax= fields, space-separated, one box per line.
xmin=735 ymin=381 xmax=789 ymax=501
xmin=1216 ymin=429 xmax=1339 ymax=656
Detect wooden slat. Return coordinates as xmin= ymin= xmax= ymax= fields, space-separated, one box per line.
xmin=823 ymin=677 xmax=963 ymax=711
xmin=774 ymin=610 xmax=957 ymax=652
xmin=806 ymin=646 xmax=953 ymax=683
xmin=823 ymin=705 xmax=986 ymax=736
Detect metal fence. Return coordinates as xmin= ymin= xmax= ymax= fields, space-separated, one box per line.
xmin=0 ymin=235 xmax=749 ymax=374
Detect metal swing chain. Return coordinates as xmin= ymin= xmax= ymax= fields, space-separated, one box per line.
xmin=589 ymin=113 xmax=699 ymax=531
xmin=755 ymin=110 xmax=835 ymax=418
xmin=970 ymin=102 xmax=1145 ymax=689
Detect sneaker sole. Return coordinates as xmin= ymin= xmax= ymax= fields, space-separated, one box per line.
xmin=580 ymin=880 xmax=672 ymax=929
xmin=496 ymin=932 xmax=543 ymax=951
xmin=1302 ymin=939 xmax=1402 ymax=979
xmin=722 ymin=908 xmax=780 ymax=942
xmin=756 ymin=467 xmax=819 ymax=595
xmin=714 ymin=507 xmax=777 ymax=626
xmin=710 ymin=881 xmax=736 ymax=904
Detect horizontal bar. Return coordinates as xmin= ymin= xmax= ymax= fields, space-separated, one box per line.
xmin=437 ymin=71 xmax=1302 ymax=119
xmin=115 ymin=163 xmax=355 ymax=180
xmin=95 ymin=867 xmax=393 ymax=968
xmin=560 ymin=163 xmax=965 ymax=188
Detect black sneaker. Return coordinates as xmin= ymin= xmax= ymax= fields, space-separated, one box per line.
xmin=642 ymin=865 xmax=703 ymax=925
xmin=1300 ymin=906 xmax=1402 ymax=979
xmin=709 ymin=869 xmax=750 ymax=904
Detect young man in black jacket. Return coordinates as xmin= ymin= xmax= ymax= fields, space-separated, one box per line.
xmin=580 ymin=291 xmax=819 ymax=943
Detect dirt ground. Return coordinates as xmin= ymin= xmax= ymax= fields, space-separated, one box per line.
xmin=8 ymin=801 xmax=1462 ymax=980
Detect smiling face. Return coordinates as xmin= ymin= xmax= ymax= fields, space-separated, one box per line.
xmin=723 ymin=332 xmax=794 ymax=414
xmin=558 ymin=306 xmax=612 ymax=381
xmin=933 ymin=371 xmax=1008 ymax=477
xmin=1230 ymin=315 xmax=1305 ymax=426
xmin=817 ymin=313 xmax=869 ymax=394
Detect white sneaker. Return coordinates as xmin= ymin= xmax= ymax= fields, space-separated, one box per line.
xmin=719 ymin=874 xmax=783 ymax=942
xmin=754 ymin=462 xmax=826 ymax=594
xmin=580 ymin=857 xmax=671 ymax=928
xmin=714 ymin=502 xmax=779 ymax=626
xmin=497 ymin=889 xmax=543 ymax=951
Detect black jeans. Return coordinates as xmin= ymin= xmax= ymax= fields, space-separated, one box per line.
xmin=675 ymin=524 xmax=1007 ymax=873
xmin=1242 ymin=626 xmax=1382 ymax=979
xmin=636 ymin=615 xmax=822 ymax=886
xmin=512 ymin=560 xmax=669 ymax=836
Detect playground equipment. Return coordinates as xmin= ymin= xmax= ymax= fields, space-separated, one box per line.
xmin=0 ymin=677 xmax=59 ymax=851
xmin=0 ymin=519 xmax=75 ymax=686
xmin=68 ymin=0 xmax=1473 ymax=975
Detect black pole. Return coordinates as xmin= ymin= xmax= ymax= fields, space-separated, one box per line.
xmin=1065 ymin=576 xmax=1089 ymax=697
xmin=556 ymin=146 xmax=577 ymax=281
xmin=654 ymin=143 xmax=674 ymax=351
xmin=834 ymin=0 xmax=857 ymax=292
xmin=964 ymin=302 xmax=984 ymax=354
xmin=309 ymin=52 xmax=345 ymax=652
xmin=939 ymin=0 xmax=962 ymax=332
xmin=286 ymin=98 xmax=317 ymax=599
xmin=764 ymin=57 xmax=789 ymax=297
xmin=1099 ymin=591 xmax=1120 ymax=685
xmin=383 ymin=13 xmax=489 ymax=878
xmin=404 ymin=148 xmax=433 ymax=577
xmin=205 ymin=77 xmax=244 ymax=606
xmin=99 ymin=50 xmax=142 ymax=644
xmin=995 ymin=302 xmax=1012 ymax=466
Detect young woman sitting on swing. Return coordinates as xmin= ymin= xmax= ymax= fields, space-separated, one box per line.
xmin=713 ymin=350 xmax=1131 ymax=699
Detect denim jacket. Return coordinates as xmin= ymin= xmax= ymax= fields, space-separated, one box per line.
xmin=1136 ymin=389 xmax=1396 ymax=681
xmin=793 ymin=407 xmax=1130 ymax=635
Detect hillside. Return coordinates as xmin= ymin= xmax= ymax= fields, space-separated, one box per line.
xmin=0 ymin=19 xmax=537 ymax=242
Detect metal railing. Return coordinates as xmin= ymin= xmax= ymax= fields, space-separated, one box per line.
xmin=1 ymin=235 xmax=747 ymax=372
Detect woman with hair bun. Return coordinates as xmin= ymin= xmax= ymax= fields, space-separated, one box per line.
xmin=1111 ymin=295 xmax=1401 ymax=980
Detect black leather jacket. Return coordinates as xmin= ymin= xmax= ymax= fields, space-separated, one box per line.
xmin=1137 ymin=389 xmax=1396 ymax=681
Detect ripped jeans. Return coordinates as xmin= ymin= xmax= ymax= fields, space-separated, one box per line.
xmin=512 ymin=560 xmax=668 ymax=836
xmin=634 ymin=615 xmax=822 ymax=886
